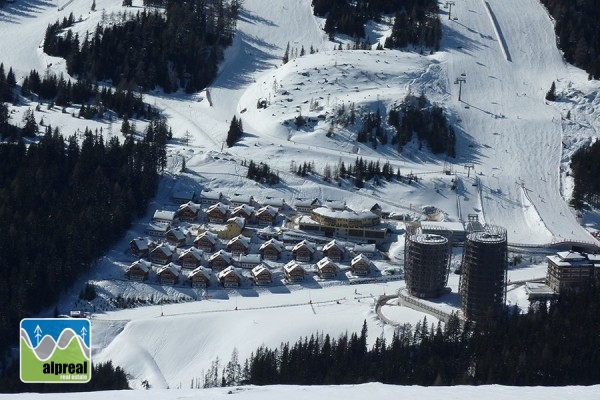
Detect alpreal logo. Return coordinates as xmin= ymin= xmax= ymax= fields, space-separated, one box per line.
xmin=20 ymin=318 xmax=91 ymax=383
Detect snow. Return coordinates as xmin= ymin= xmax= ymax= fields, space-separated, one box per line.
xmin=3 ymin=0 xmax=600 ymax=395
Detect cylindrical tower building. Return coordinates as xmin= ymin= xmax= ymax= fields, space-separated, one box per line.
xmin=405 ymin=233 xmax=451 ymax=298
xmin=459 ymin=225 xmax=508 ymax=322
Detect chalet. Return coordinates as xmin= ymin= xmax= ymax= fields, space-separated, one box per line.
xmin=259 ymin=238 xmax=284 ymax=261
xmin=126 ymin=260 xmax=151 ymax=281
xmin=200 ymin=190 xmax=223 ymax=206
xmin=251 ymin=265 xmax=272 ymax=286
xmin=150 ymin=243 xmax=174 ymax=265
xmin=214 ymin=217 xmax=246 ymax=240
xmin=234 ymin=253 xmax=262 ymax=269
xmin=130 ymin=237 xmax=152 ymax=258
xmin=316 ymin=257 xmax=338 ymax=279
xmin=292 ymin=240 xmax=317 ymax=262
xmin=147 ymin=221 xmax=169 ymax=237
xmin=194 ymin=231 xmax=219 ymax=252
xmin=178 ymin=247 xmax=204 ymax=269
xmin=177 ymin=201 xmax=202 ymax=222
xmin=353 ymin=243 xmax=377 ymax=258
xmin=206 ymin=202 xmax=229 ymax=223
xmin=172 ymin=188 xmax=196 ymax=204
xmin=227 ymin=235 xmax=251 ymax=256
xmin=188 ymin=267 xmax=211 ymax=288
xmin=157 ymin=263 xmax=180 ymax=285
xmin=231 ymin=204 xmax=255 ymax=221
xmin=153 ymin=209 xmax=177 ymax=225
xmin=294 ymin=198 xmax=322 ymax=213
xmin=208 ymin=250 xmax=233 ymax=272
xmin=262 ymin=197 xmax=286 ymax=209
xmin=166 ymin=227 xmax=190 ymax=247
xmin=351 ymin=253 xmax=372 ymax=276
xmin=230 ymin=194 xmax=254 ymax=207
xmin=217 ymin=266 xmax=242 ymax=288
xmin=322 ymin=239 xmax=344 ymax=261
xmin=283 ymin=260 xmax=305 ymax=282
xmin=256 ymin=205 xmax=278 ymax=226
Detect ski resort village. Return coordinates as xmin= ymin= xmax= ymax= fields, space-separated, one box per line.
xmin=2 ymin=0 xmax=600 ymax=395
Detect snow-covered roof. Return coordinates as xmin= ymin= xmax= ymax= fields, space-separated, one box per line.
xmin=230 ymin=194 xmax=254 ymax=204
xmin=324 ymin=199 xmax=346 ymax=210
xmin=209 ymin=250 xmax=232 ymax=263
xmin=196 ymin=230 xmax=218 ymax=244
xmin=257 ymin=205 xmax=278 ymax=217
xmin=323 ymin=239 xmax=342 ymax=251
xmin=228 ymin=234 xmax=251 ymax=247
xmin=147 ymin=222 xmax=169 ymax=233
xmin=201 ymin=191 xmax=222 ymax=200
xmin=260 ymin=238 xmax=284 ymax=252
xmin=207 ymin=202 xmax=229 ymax=214
xmin=167 ymin=227 xmax=188 ymax=241
xmin=351 ymin=253 xmax=372 ymax=265
xmin=294 ymin=198 xmax=321 ymax=207
xmin=232 ymin=204 xmax=255 ymax=215
xmin=172 ymin=189 xmax=196 ymax=202
xmin=547 ymin=253 xmax=591 ymax=267
xmin=556 ymin=251 xmax=587 ymax=261
xmin=179 ymin=247 xmax=203 ymax=260
xmin=178 ymin=201 xmax=201 ymax=213
xmin=312 ymin=207 xmax=378 ymax=220
xmin=217 ymin=265 xmax=240 ymax=279
xmin=188 ymin=267 xmax=210 ymax=279
xmin=353 ymin=243 xmax=376 ymax=253
xmin=292 ymin=239 xmax=316 ymax=253
xmin=421 ymin=221 xmax=465 ymax=233
xmin=283 ymin=260 xmax=304 ymax=273
xmin=158 ymin=263 xmax=180 ymax=277
xmin=237 ymin=253 xmax=262 ymax=264
xmin=131 ymin=237 xmax=149 ymax=251
xmin=251 ymin=264 xmax=271 ymax=276
xmin=227 ymin=216 xmax=246 ymax=229
xmin=152 ymin=243 xmax=174 ymax=257
xmin=316 ymin=257 xmax=336 ymax=269
xmin=127 ymin=260 xmax=151 ymax=273
xmin=153 ymin=209 xmax=177 ymax=221
xmin=262 ymin=197 xmax=286 ymax=207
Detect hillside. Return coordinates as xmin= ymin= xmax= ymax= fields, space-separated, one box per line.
xmin=2 ymin=0 xmax=600 ymax=393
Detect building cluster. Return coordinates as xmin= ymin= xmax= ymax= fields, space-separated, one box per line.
xmin=125 ymin=190 xmax=383 ymax=289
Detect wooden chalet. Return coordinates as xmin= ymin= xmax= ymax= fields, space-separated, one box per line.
xmin=259 ymin=238 xmax=284 ymax=261
xmin=251 ymin=265 xmax=272 ymax=286
xmin=157 ymin=263 xmax=180 ymax=285
xmin=256 ymin=205 xmax=278 ymax=226
xmin=126 ymin=260 xmax=151 ymax=281
xmin=227 ymin=235 xmax=251 ymax=256
xmin=188 ymin=267 xmax=211 ymax=288
xmin=230 ymin=194 xmax=254 ymax=207
xmin=150 ymin=243 xmax=174 ymax=265
xmin=130 ymin=237 xmax=152 ymax=258
xmin=208 ymin=250 xmax=233 ymax=272
xmin=194 ymin=231 xmax=219 ymax=252
xmin=292 ymin=240 xmax=317 ymax=262
xmin=322 ymin=239 xmax=344 ymax=261
xmin=351 ymin=253 xmax=372 ymax=276
xmin=200 ymin=190 xmax=223 ymax=206
xmin=206 ymin=202 xmax=229 ymax=223
xmin=178 ymin=247 xmax=204 ymax=269
xmin=166 ymin=227 xmax=190 ymax=247
xmin=230 ymin=204 xmax=255 ymax=221
xmin=283 ymin=261 xmax=305 ymax=282
xmin=177 ymin=201 xmax=202 ymax=222
xmin=217 ymin=266 xmax=242 ymax=288
xmin=153 ymin=209 xmax=178 ymax=224
xmin=215 ymin=217 xmax=245 ymax=239
xmin=316 ymin=257 xmax=338 ymax=279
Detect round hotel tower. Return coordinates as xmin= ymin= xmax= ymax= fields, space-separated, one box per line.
xmin=459 ymin=225 xmax=508 ymax=322
xmin=405 ymin=233 xmax=451 ymax=298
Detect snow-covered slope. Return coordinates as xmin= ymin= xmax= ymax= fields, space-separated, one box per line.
xmin=4 ymin=383 xmax=600 ymax=400
xmin=3 ymin=0 xmax=600 ymax=393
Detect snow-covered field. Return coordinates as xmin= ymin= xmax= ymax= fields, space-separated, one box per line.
xmin=3 ymin=0 xmax=600 ymax=394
